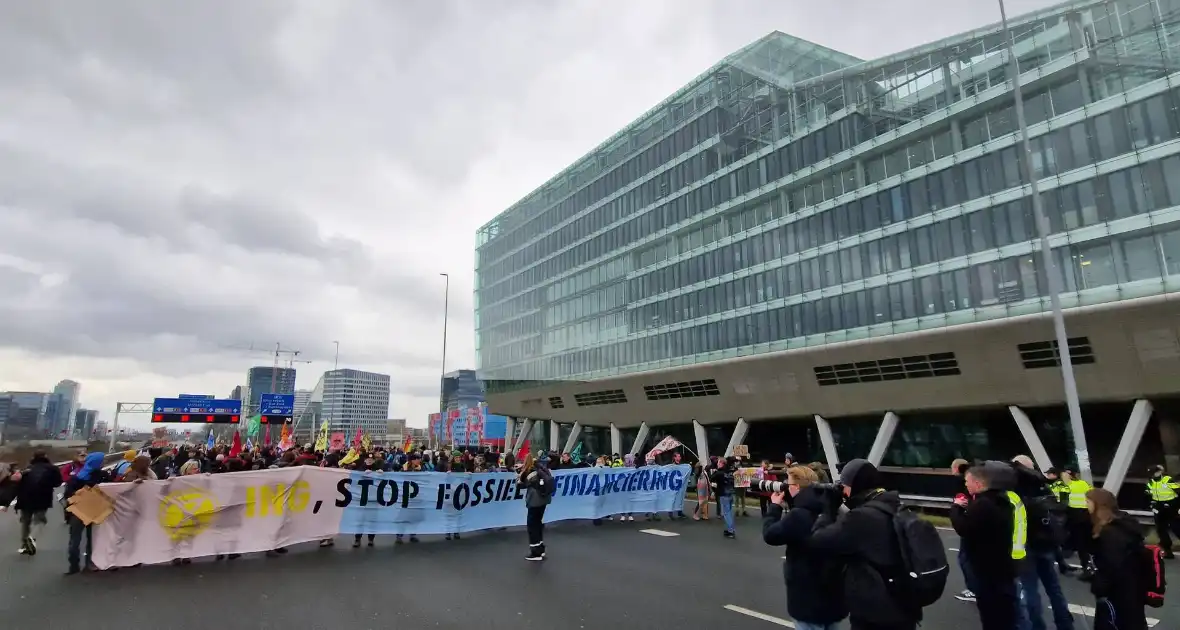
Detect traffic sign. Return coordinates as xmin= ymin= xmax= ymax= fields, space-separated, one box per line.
xmin=151 ymin=397 xmax=242 ymax=424
xmin=179 ymin=394 xmax=213 ymax=400
xmin=259 ymin=393 xmax=295 ymax=425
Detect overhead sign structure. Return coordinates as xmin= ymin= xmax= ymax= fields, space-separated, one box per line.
xmin=259 ymin=393 xmax=295 ymax=425
xmin=178 ymin=394 xmax=213 ymax=400
xmin=151 ymin=397 xmax=242 ymax=424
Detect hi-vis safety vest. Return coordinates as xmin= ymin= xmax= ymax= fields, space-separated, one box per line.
xmin=1147 ymin=475 xmax=1180 ymax=502
xmin=1067 ymin=479 xmax=1091 ymax=509
xmin=1005 ymin=491 xmax=1028 ymax=560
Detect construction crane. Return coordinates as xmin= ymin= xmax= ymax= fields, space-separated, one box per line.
xmin=286 ymin=353 xmax=313 ymax=369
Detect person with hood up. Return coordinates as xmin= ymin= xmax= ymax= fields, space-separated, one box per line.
xmin=519 ymin=452 xmax=554 ymax=561
xmin=762 ymin=464 xmax=847 ymax=630
xmin=64 ymin=452 xmax=110 ymax=575
xmin=1086 ymin=488 xmax=1149 ymax=630
xmin=951 ymin=461 xmax=1028 ymax=630
xmin=806 ymin=458 xmax=921 ymax=630
xmin=13 ymin=450 xmax=63 ymax=556
xmin=1010 ymin=455 xmax=1073 ymax=630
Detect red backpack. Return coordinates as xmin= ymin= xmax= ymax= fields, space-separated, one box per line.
xmin=1143 ymin=544 xmax=1167 ymax=608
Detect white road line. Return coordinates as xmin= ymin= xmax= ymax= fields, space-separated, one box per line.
xmin=723 ymin=605 xmax=795 ymax=627
xmin=1060 ymin=603 xmax=1160 ymax=627
xmin=948 ymin=547 xmax=959 ymax=552
xmin=935 ymin=526 xmax=955 ymax=531
xmin=639 ymin=529 xmax=680 ymax=537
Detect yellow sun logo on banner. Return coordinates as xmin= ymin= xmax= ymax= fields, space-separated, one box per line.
xmin=157 ymin=489 xmax=219 ymax=541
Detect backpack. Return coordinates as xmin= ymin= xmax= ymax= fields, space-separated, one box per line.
xmin=1144 ymin=544 xmax=1167 ymax=608
xmin=869 ymin=504 xmax=950 ymax=609
xmin=1024 ymin=493 xmax=1068 ymax=547
xmin=535 ymin=469 xmax=556 ymax=500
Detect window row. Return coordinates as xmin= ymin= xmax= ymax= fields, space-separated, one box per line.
xmin=482 ymin=223 xmax=1180 ymax=376
xmin=625 ymin=105 xmax=1180 ymax=305
xmin=476 ymin=71 xmax=1098 ymax=298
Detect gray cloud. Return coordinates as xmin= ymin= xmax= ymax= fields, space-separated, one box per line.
xmin=0 ymin=0 xmax=1061 ymax=425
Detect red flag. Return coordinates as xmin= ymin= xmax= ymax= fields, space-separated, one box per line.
xmin=264 ymin=425 xmax=272 ymax=447
xmin=353 ymin=427 xmax=363 ymax=449
xmin=228 ymin=431 xmax=243 ymax=458
xmin=515 ymin=439 xmax=531 ymax=463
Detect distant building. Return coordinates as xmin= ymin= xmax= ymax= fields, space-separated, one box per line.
xmin=52 ymin=380 xmax=81 ymax=435
xmin=317 ymin=369 xmax=390 ymax=437
xmin=245 ymin=367 xmax=297 ymax=413
xmin=94 ymin=420 xmax=109 ymax=437
xmin=2 ymin=392 xmax=49 ymax=440
xmin=229 ymin=385 xmax=244 ymax=401
xmin=385 ymin=418 xmax=407 ymax=445
xmin=294 ymin=389 xmax=312 ymax=419
xmin=75 ymin=409 xmax=98 ymax=438
xmin=441 ymin=369 xmax=484 ymax=412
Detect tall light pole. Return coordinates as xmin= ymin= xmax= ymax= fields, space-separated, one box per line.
xmin=439 ymin=273 xmax=450 ymax=413
xmin=998 ymin=0 xmax=1091 ymax=483
xmin=332 ymin=340 xmax=340 ymax=370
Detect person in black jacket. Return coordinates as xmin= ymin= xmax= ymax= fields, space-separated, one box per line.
xmin=1086 ymin=488 xmax=1149 ymax=630
xmin=762 ymin=465 xmax=847 ymax=629
xmin=14 ymin=450 xmax=63 ymax=556
xmin=807 ymin=458 xmax=920 ymax=630
xmin=951 ymin=461 xmax=1027 ymax=630
xmin=64 ymin=452 xmax=110 ymax=575
xmin=710 ymin=457 xmax=736 ymax=538
xmin=1010 ymin=456 xmax=1074 ymax=630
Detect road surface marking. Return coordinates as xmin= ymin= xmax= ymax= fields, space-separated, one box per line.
xmin=1060 ymin=603 xmax=1159 ymax=626
xmin=935 ymin=526 xmax=954 ymax=531
xmin=639 ymin=529 xmax=679 ymax=537
xmin=724 ymin=605 xmax=795 ymax=627
xmin=948 ymin=547 xmax=959 ymax=552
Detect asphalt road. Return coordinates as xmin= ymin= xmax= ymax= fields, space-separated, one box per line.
xmin=0 ymin=507 xmax=1176 ymax=630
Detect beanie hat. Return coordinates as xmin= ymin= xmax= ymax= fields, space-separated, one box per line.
xmin=838 ymin=458 xmax=882 ymax=495
xmin=123 ymin=450 xmax=137 ymax=462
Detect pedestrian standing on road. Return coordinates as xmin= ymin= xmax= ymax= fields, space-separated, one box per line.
xmin=1145 ymin=465 xmax=1180 ymax=558
xmin=1086 ymin=488 xmax=1149 ymax=630
xmin=58 ymin=450 xmax=85 ymax=522
xmin=13 ymin=450 xmax=63 ymax=556
xmin=1010 ymin=455 xmax=1073 ymax=630
xmin=64 ymin=452 xmax=110 ymax=575
xmin=520 ymin=452 xmax=554 ymax=561
xmin=949 ymin=458 xmax=980 ymax=604
xmin=950 ymin=462 xmax=1027 ymax=630
xmin=710 ymin=456 xmax=736 ymax=539
xmin=693 ymin=462 xmax=711 ymax=521
xmin=1061 ymin=468 xmax=1095 ymax=578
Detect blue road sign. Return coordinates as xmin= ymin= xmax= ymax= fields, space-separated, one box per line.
xmin=152 ymin=397 xmax=242 ymax=415
xmin=179 ymin=394 xmax=213 ymax=400
xmin=259 ymin=393 xmax=295 ymax=416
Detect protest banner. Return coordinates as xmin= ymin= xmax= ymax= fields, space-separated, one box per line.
xmin=732 ymin=467 xmax=762 ymax=488
xmin=90 ymin=464 xmax=691 ymax=569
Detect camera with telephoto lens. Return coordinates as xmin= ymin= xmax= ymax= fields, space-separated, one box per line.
xmin=750 ymin=479 xmax=844 ymax=496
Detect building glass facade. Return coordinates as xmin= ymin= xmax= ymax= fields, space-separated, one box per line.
xmin=441 ymin=370 xmax=485 ymax=412
xmin=246 ymin=367 xmax=297 ymax=412
xmin=318 ymin=369 xmax=391 ymax=437
xmin=476 ymin=0 xmax=1180 ymax=387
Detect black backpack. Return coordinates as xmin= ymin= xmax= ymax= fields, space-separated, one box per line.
xmin=1024 ymin=493 xmax=1068 ymax=547
xmin=868 ymin=504 xmax=950 ymax=608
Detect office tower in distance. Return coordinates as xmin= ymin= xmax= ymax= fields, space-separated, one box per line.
xmin=441 ymin=369 xmax=485 ymax=412
xmin=245 ymin=367 xmax=297 ymax=413
xmin=52 ymin=380 xmax=80 ymax=435
xmin=318 ymin=369 xmax=390 ymax=438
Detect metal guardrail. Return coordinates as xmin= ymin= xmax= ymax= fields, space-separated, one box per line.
xmin=900 ymin=493 xmax=1154 ymax=522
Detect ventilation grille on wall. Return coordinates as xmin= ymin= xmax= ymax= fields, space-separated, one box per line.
xmin=548 ymin=396 xmax=565 ymax=409
xmin=1018 ymin=337 xmax=1096 ymax=369
xmin=814 ymin=353 xmax=961 ymax=386
xmin=574 ymin=389 xmax=628 ymax=406
xmin=644 ymin=379 xmax=721 ymax=401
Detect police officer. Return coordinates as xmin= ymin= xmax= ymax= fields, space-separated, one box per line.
xmin=1061 ymin=467 xmax=1094 ymax=577
xmin=1146 ymin=465 xmax=1180 ymax=558
xmin=1044 ymin=467 xmax=1073 ymax=575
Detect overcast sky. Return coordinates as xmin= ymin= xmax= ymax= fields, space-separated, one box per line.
xmin=0 ymin=0 xmax=1059 ymax=430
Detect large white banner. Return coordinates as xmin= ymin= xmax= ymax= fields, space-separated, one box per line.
xmin=91 ymin=464 xmax=690 ymax=569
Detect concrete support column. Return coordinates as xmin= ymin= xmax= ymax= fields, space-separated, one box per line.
xmin=949 ymin=119 xmax=964 ymax=153
xmin=814 ymin=414 xmax=841 ymax=478
xmin=563 ymin=421 xmax=582 ymax=454
xmin=504 ymin=416 xmax=516 ymax=453
xmin=724 ymin=418 xmax=750 ymax=458
xmin=610 ymin=423 xmax=622 ymax=456
xmin=628 ymin=422 xmax=650 ymax=457
xmin=1104 ymin=399 xmax=1154 ymax=495
xmin=512 ymin=418 xmax=533 ymax=453
xmin=548 ymin=420 xmax=560 ymax=452
xmin=1009 ymin=405 xmax=1054 ymax=472
xmin=693 ymin=420 xmax=710 ymax=465
xmin=941 ymin=63 xmax=955 ymax=107
xmin=866 ymin=411 xmax=900 ymax=467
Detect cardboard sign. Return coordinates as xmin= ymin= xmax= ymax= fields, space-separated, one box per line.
xmin=733 ymin=444 xmax=749 ymax=458
xmin=329 ymin=432 xmax=346 ymax=451
xmin=733 ymin=467 xmax=762 ymax=488
xmin=67 ymin=486 xmax=115 ymax=525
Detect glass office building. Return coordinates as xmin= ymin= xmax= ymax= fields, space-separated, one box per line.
xmin=477 ymin=0 xmax=1180 ymax=385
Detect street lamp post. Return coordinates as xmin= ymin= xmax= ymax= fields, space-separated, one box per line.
xmin=438 ymin=273 xmax=450 ymax=450
xmin=998 ymin=0 xmax=1092 ymax=483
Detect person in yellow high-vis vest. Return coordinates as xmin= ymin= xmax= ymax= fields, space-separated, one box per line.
xmin=1146 ymin=464 xmax=1180 ymax=558
xmin=1060 ymin=467 xmax=1094 ymax=576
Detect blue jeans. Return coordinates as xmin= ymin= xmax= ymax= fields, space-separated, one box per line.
xmin=719 ymin=494 xmax=735 ymax=533
xmin=958 ymin=547 xmax=979 ymax=593
xmin=795 ymin=622 xmax=840 ymax=630
xmin=1020 ymin=551 xmax=1074 ymax=630
xmin=67 ymin=514 xmax=93 ymax=571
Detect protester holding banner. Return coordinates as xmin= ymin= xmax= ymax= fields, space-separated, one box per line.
xmin=520 ymin=453 xmax=554 ymax=561
xmin=64 ymin=452 xmax=109 ymax=575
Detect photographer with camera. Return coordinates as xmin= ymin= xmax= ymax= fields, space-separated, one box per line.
xmin=804 ymin=458 xmax=937 ymax=630
xmin=761 ymin=465 xmax=848 ymax=630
